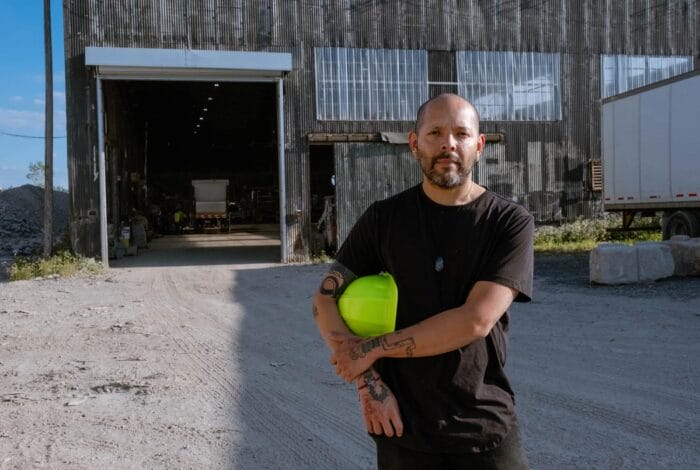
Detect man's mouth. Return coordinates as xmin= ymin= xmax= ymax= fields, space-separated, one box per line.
xmin=432 ymin=153 xmax=460 ymax=169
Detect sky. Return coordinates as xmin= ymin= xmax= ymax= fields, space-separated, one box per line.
xmin=0 ymin=0 xmax=67 ymax=190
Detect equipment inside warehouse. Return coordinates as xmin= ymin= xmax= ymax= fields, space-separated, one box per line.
xmin=101 ymin=80 xmax=280 ymax=252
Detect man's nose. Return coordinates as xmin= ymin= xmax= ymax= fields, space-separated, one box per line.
xmin=440 ymin=134 xmax=457 ymax=151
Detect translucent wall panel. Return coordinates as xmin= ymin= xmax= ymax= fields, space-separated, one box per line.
xmin=314 ymin=47 xmax=428 ymax=121
xmin=456 ymin=51 xmax=562 ymax=121
xmin=601 ymin=55 xmax=693 ymax=98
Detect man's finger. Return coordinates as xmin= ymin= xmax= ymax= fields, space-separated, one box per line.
xmin=381 ymin=423 xmax=394 ymax=437
xmin=390 ymin=416 xmax=404 ymax=437
xmin=390 ymin=408 xmax=404 ymax=437
xmin=362 ymin=411 xmax=373 ymax=434
xmin=382 ymin=416 xmax=394 ymax=437
xmin=370 ymin=418 xmax=382 ymax=435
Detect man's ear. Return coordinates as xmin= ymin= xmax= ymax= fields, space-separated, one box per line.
xmin=475 ymin=133 xmax=486 ymax=162
xmin=408 ymin=131 xmax=418 ymax=157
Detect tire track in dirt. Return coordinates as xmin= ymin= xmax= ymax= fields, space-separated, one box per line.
xmin=0 ymin=303 xmax=91 ymax=469
xmin=521 ymin=385 xmax=700 ymax=448
xmin=148 ymin=273 xmax=231 ymax=412
xmin=147 ymin=268 xmax=365 ymax=468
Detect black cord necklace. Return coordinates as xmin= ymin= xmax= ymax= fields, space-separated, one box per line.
xmin=429 ymin=205 xmax=447 ymax=273
xmin=424 ymin=182 xmax=475 ymax=274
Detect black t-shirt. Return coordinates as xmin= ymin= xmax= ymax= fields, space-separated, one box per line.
xmin=335 ymin=184 xmax=534 ymax=453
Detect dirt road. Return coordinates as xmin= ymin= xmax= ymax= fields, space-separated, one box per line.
xmin=1 ymin=239 xmax=699 ymax=469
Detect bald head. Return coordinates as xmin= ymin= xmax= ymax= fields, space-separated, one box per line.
xmin=414 ymin=94 xmax=480 ymax=133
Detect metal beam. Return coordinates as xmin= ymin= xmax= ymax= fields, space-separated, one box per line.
xmin=96 ymin=77 xmax=109 ymax=268
xmin=307 ymin=132 xmax=504 ymax=143
xmin=277 ymin=78 xmax=287 ymax=262
xmin=86 ymin=47 xmax=293 ymax=72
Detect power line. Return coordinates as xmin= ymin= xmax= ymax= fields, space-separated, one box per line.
xmin=0 ymin=131 xmax=66 ymax=140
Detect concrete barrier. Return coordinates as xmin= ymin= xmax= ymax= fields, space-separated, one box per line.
xmin=590 ymin=243 xmax=638 ymax=284
xmin=636 ymin=242 xmax=675 ymax=282
xmin=664 ymin=236 xmax=700 ymax=276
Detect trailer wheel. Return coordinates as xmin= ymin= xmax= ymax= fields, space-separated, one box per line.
xmin=662 ymin=210 xmax=700 ymax=239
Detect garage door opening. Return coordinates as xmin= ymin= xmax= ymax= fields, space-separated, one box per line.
xmin=102 ymin=79 xmax=281 ymax=264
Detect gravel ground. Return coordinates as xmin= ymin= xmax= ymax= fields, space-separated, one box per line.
xmin=0 ymin=243 xmax=698 ymax=469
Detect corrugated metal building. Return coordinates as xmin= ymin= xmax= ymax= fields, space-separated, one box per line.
xmin=62 ymin=0 xmax=699 ymax=263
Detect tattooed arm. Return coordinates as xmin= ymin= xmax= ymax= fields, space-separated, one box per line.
xmin=356 ymin=369 xmax=403 ymax=437
xmin=312 ymin=261 xmax=359 ymax=350
xmin=331 ymin=280 xmax=518 ymax=381
xmin=313 ymin=262 xmax=404 ymax=437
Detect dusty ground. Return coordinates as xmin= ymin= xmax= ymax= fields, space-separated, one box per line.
xmin=1 ymin=236 xmax=699 ymax=469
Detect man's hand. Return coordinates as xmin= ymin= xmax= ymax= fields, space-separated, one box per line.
xmin=357 ymin=372 xmax=403 ymax=437
xmin=328 ymin=332 xmax=381 ymax=382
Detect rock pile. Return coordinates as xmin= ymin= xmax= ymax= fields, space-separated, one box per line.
xmin=0 ymin=185 xmax=69 ymax=257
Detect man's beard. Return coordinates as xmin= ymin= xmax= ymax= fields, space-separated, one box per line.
xmin=418 ymin=150 xmax=474 ymax=189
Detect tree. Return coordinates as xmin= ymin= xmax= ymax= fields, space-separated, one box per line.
xmin=27 ymin=161 xmax=46 ymax=187
xmin=43 ymin=0 xmax=54 ymax=257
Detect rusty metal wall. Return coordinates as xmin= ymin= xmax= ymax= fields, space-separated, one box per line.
xmin=63 ymin=0 xmax=699 ymax=260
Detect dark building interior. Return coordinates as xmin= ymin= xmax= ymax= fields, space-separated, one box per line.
xmin=102 ymin=80 xmax=280 ymax=233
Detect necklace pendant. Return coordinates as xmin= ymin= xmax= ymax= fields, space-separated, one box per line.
xmin=434 ymin=256 xmax=444 ymax=272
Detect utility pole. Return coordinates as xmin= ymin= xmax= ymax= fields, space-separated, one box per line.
xmin=43 ymin=0 xmax=54 ymax=257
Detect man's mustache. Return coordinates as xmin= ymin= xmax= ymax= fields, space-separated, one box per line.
xmin=430 ymin=152 xmax=461 ymax=168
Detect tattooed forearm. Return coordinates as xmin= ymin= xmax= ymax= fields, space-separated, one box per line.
xmin=351 ymin=335 xmax=417 ymax=360
xmin=368 ymin=382 xmax=389 ymax=402
xmin=312 ymin=304 xmax=319 ymax=318
xmin=319 ymin=270 xmax=343 ymax=297
xmin=360 ymin=370 xmax=377 ymax=384
xmin=380 ymin=336 xmax=416 ymax=358
xmin=359 ymin=370 xmax=388 ymax=403
xmin=350 ymin=338 xmax=382 ymax=360
xmin=318 ymin=262 xmax=357 ymax=299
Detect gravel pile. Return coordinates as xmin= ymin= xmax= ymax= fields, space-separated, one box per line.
xmin=0 ymin=185 xmax=69 ymax=257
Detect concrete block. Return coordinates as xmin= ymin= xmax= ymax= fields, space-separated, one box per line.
xmin=664 ymin=237 xmax=700 ymax=276
xmin=590 ymin=243 xmax=638 ymax=284
xmin=635 ymin=242 xmax=675 ymax=282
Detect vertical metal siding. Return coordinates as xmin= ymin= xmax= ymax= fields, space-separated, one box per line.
xmin=63 ymin=0 xmax=698 ymax=260
xmin=334 ymin=142 xmax=420 ymax=246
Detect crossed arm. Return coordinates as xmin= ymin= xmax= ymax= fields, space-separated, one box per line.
xmin=313 ymin=262 xmax=518 ymax=436
xmin=313 ymin=264 xmax=404 ymax=437
xmin=329 ymin=279 xmax=519 ymax=381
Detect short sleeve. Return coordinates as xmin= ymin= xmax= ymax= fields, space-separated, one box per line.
xmin=334 ymin=203 xmax=384 ymax=277
xmin=479 ymin=208 xmax=534 ymax=302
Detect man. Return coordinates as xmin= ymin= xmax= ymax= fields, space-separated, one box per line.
xmin=313 ymin=94 xmax=533 ymax=469
xmin=173 ymin=206 xmax=187 ymax=233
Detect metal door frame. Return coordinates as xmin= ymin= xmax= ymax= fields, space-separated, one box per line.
xmin=86 ymin=47 xmax=292 ymax=266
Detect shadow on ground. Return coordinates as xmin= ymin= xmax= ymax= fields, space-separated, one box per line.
xmin=224 ymin=262 xmax=376 ymax=469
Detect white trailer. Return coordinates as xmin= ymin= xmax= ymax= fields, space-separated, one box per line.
xmin=602 ymin=69 xmax=700 ymax=239
xmin=192 ymin=179 xmax=229 ymax=226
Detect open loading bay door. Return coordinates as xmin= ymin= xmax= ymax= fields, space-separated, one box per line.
xmin=86 ymin=48 xmax=291 ymax=265
xmin=104 ymin=80 xmax=279 ymax=252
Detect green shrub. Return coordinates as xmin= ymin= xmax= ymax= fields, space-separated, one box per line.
xmin=534 ymin=214 xmax=661 ymax=252
xmin=310 ymin=250 xmax=333 ymax=265
xmin=9 ymin=251 xmax=102 ymax=281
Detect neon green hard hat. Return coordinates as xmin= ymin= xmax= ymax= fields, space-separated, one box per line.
xmin=338 ymin=273 xmax=398 ymax=337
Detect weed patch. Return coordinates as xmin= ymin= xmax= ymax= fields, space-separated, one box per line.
xmin=534 ymin=215 xmax=661 ymax=253
xmin=9 ymin=251 xmax=102 ymax=281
